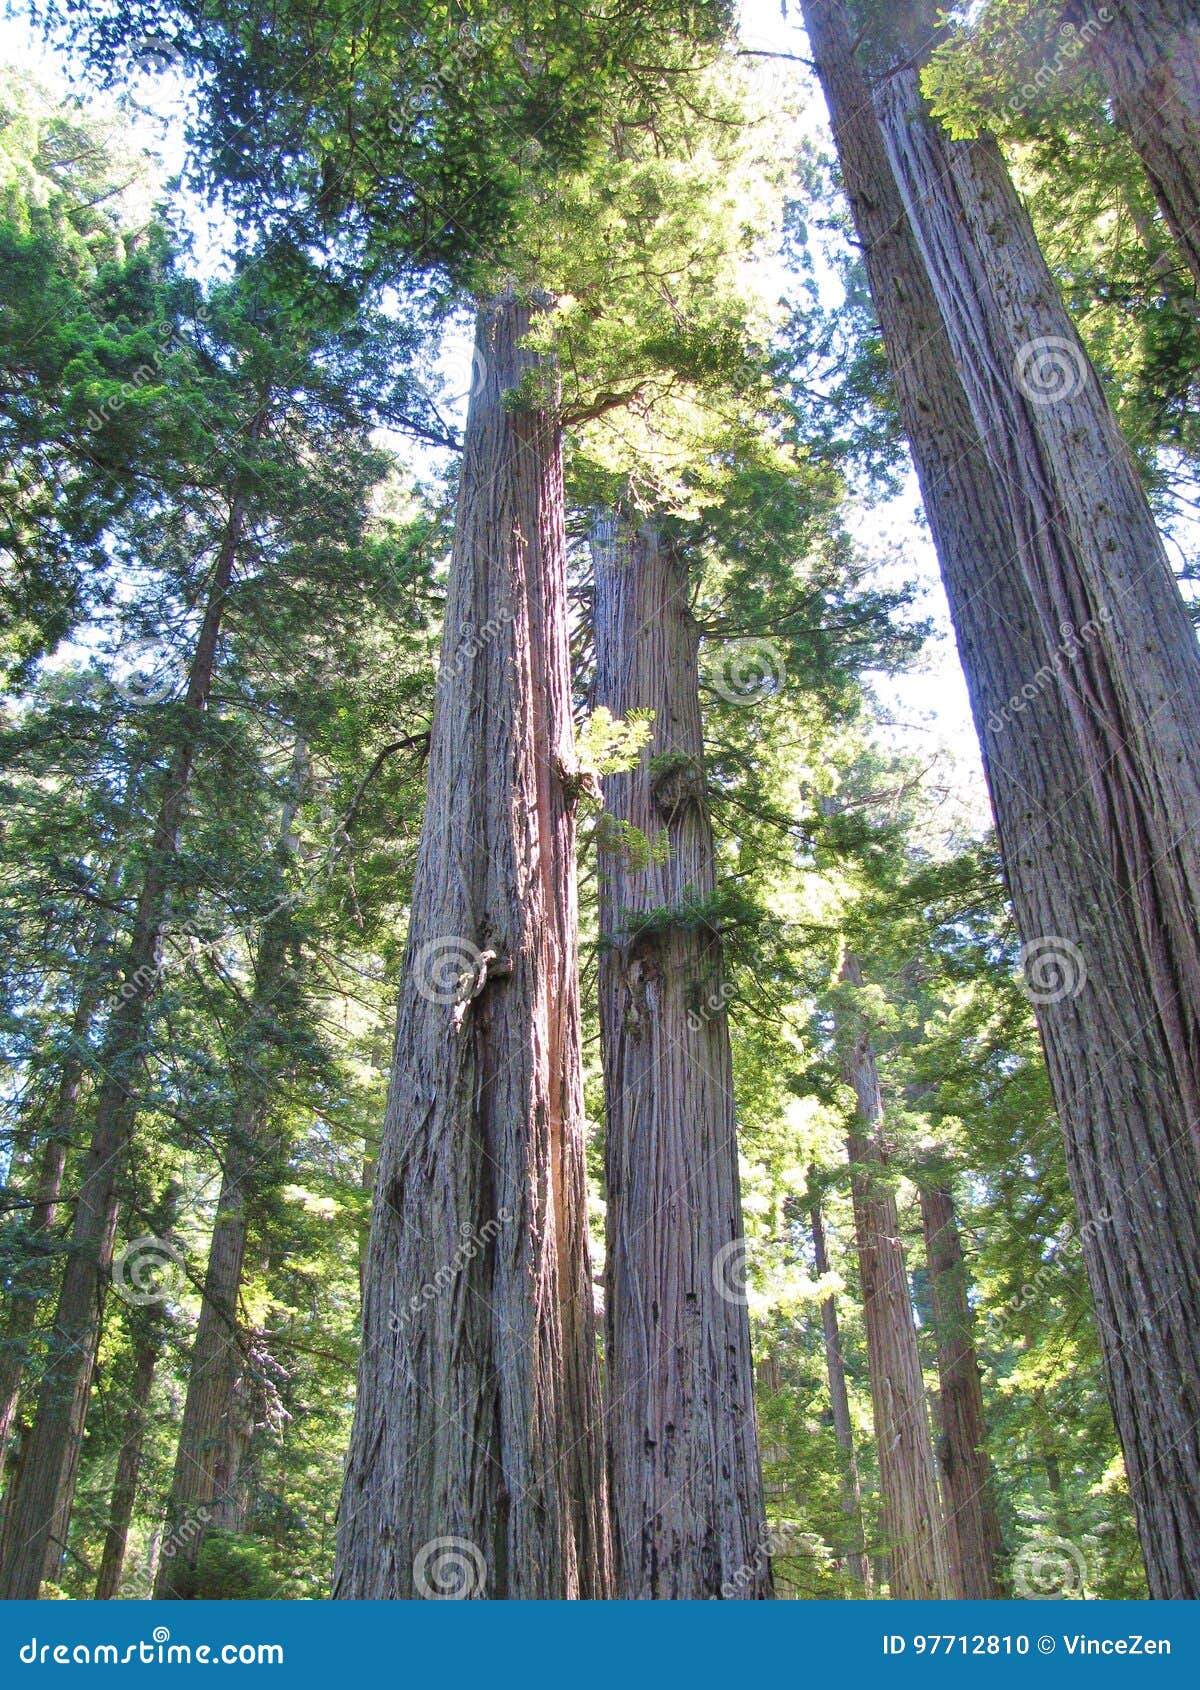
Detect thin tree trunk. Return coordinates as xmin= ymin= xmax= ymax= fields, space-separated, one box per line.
xmin=0 ymin=485 xmax=251 ymax=1599
xmin=836 ymin=953 xmax=951 ymax=1600
xmin=919 ymin=1174 xmax=1006 ymax=1599
xmin=334 ymin=292 xmax=610 ymax=1600
xmin=810 ymin=1193 xmax=870 ymax=1594
xmin=0 ymin=883 xmax=126 ymax=1470
xmin=591 ymin=514 xmax=771 ymax=1600
xmin=1071 ymin=0 xmax=1200 ymax=288
xmin=94 ymin=1313 xmax=163 ymax=1599
xmin=154 ymin=745 xmax=306 ymax=1598
xmin=800 ymin=0 xmax=1200 ymax=1598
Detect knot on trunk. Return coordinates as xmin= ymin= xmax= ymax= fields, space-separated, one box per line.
xmin=451 ymin=947 xmax=513 ymax=1032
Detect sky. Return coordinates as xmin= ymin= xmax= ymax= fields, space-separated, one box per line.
xmin=0 ymin=0 xmax=993 ymax=838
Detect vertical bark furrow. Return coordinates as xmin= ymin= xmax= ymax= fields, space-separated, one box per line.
xmin=920 ymin=1176 xmax=1007 ymax=1599
xmin=333 ymin=293 xmax=609 ymax=1601
xmin=593 ymin=515 xmax=771 ymax=1599
xmin=799 ymin=0 xmax=1200 ymax=1596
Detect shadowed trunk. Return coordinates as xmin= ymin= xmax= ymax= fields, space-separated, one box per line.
xmin=1071 ymin=0 xmax=1200 ymax=287
xmin=836 ymin=952 xmax=951 ymax=1600
xmin=810 ymin=1193 xmax=870 ymax=1594
xmin=800 ymin=0 xmax=1200 ymax=1598
xmin=154 ymin=747 xmax=306 ymax=1598
xmin=94 ymin=1303 xmax=169 ymax=1600
xmin=0 ymin=481 xmax=252 ymax=1599
xmin=592 ymin=513 xmax=771 ymax=1600
xmin=919 ymin=1174 xmax=1006 ymax=1599
xmin=333 ymin=292 xmax=610 ymax=1600
xmin=0 ymin=871 xmax=128 ymax=1473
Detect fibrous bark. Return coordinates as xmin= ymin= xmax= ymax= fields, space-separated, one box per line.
xmin=810 ymin=1193 xmax=870 ymax=1594
xmin=333 ymin=293 xmax=610 ymax=1600
xmin=874 ymin=65 xmax=1200 ymax=1123
xmin=800 ymin=0 xmax=1200 ymax=1597
xmin=1071 ymin=0 xmax=1200 ymax=288
xmin=837 ymin=953 xmax=951 ymax=1601
xmin=592 ymin=514 xmax=771 ymax=1600
xmin=919 ymin=1174 xmax=1006 ymax=1599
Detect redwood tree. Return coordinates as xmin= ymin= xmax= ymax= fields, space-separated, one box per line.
xmin=919 ymin=1171 xmax=1007 ymax=1599
xmin=836 ymin=953 xmax=951 ymax=1601
xmin=799 ymin=0 xmax=1200 ymax=1598
xmin=333 ymin=293 xmax=610 ymax=1600
xmin=592 ymin=513 xmax=771 ymax=1600
xmin=1070 ymin=0 xmax=1200 ymax=287
xmin=810 ymin=1193 xmax=870 ymax=1593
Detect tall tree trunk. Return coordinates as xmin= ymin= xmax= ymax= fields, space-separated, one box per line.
xmin=919 ymin=1173 xmax=1006 ymax=1599
xmin=0 ymin=487 xmax=250 ymax=1599
xmin=154 ymin=745 xmax=306 ymax=1599
xmin=836 ymin=953 xmax=951 ymax=1600
xmin=799 ymin=0 xmax=1200 ymax=1598
xmin=873 ymin=63 xmax=1200 ymax=1101
xmin=334 ymin=292 xmax=610 ymax=1601
xmin=1070 ymin=0 xmax=1200 ymax=288
xmin=591 ymin=514 xmax=771 ymax=1600
xmin=0 ymin=1039 xmax=86 ymax=1467
xmin=94 ymin=1309 xmax=165 ymax=1600
xmin=0 ymin=878 xmax=126 ymax=1471
xmin=810 ymin=1193 xmax=870 ymax=1594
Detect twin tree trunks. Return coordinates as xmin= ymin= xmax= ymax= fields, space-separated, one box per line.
xmin=800 ymin=0 xmax=1200 ymax=1598
xmin=591 ymin=516 xmax=771 ymax=1600
xmin=333 ymin=292 xmax=610 ymax=1600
